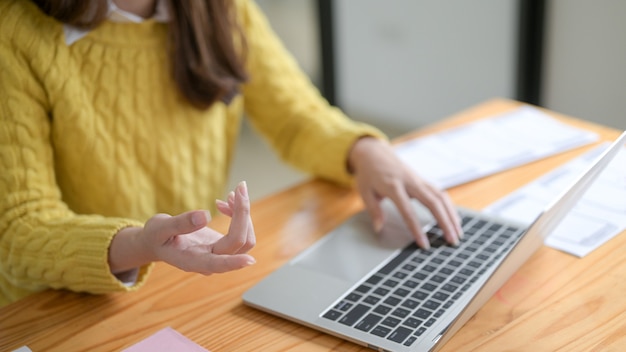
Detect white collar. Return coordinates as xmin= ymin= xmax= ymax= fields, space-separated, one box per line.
xmin=63 ymin=0 xmax=169 ymax=46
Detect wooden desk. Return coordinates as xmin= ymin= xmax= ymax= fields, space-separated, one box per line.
xmin=1 ymin=99 xmax=625 ymax=351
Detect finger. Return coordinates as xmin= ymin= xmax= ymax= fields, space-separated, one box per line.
xmin=228 ymin=191 xmax=235 ymax=208
xmin=410 ymin=182 xmax=461 ymax=245
xmin=440 ymin=190 xmax=463 ymax=238
xmin=201 ymin=254 xmax=256 ymax=274
xmin=148 ymin=210 xmax=211 ymax=244
xmin=213 ymin=181 xmax=251 ymax=254
xmin=240 ymin=216 xmax=256 ymax=254
xmin=217 ymin=195 xmax=255 ymax=253
xmin=389 ymin=187 xmax=430 ymax=249
xmin=359 ymin=186 xmax=385 ymax=233
xmin=216 ymin=199 xmax=233 ymax=217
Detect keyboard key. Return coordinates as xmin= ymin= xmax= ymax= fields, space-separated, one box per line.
xmin=393 ymin=271 xmax=408 ymax=280
xmin=401 ymin=299 xmax=419 ymax=309
xmin=371 ymin=325 xmax=391 ymax=337
xmin=388 ymin=326 xmax=412 ymax=343
xmin=346 ymin=293 xmax=362 ymax=302
xmin=383 ymin=279 xmax=399 ymax=288
xmin=411 ymin=256 xmax=424 ymax=264
xmin=394 ymin=288 xmax=410 ymax=297
xmin=413 ymin=272 xmax=428 ymax=281
xmin=373 ymin=305 xmax=392 ymax=315
xmin=384 ymin=296 xmax=401 ymax=306
xmin=459 ymin=268 xmax=474 ymax=276
xmin=415 ymin=327 xmax=427 ymax=336
xmin=476 ymin=254 xmax=489 ymax=261
xmin=424 ymin=318 xmax=437 ymax=327
xmin=468 ymin=261 xmax=481 ymax=268
xmin=457 ymin=252 xmax=470 ymax=260
xmin=391 ymin=307 xmax=410 ymax=319
xmin=404 ymin=336 xmax=418 ymax=346
xmin=411 ymin=290 xmax=428 ymax=300
xmin=432 ymin=292 xmax=449 ymax=301
xmin=431 ymin=275 xmax=445 ymax=283
xmin=488 ymin=224 xmax=502 ymax=231
xmin=355 ymin=313 xmax=383 ymax=332
xmin=364 ymin=295 xmax=381 ymax=305
xmin=355 ymin=285 xmax=371 ymax=294
xmin=423 ymin=300 xmax=440 ymax=310
xmin=413 ymin=308 xmax=432 ymax=320
xmin=421 ymin=283 xmax=437 ymax=292
xmin=334 ymin=301 xmax=353 ymax=311
xmin=365 ymin=274 xmax=383 ymax=285
xmin=403 ymin=280 xmax=419 ymax=289
xmin=403 ymin=263 xmax=417 ymax=271
xmin=322 ymin=310 xmax=342 ymax=321
xmin=431 ymin=257 xmax=444 ymax=265
xmin=423 ymin=265 xmax=436 ymax=273
xmin=448 ymin=260 xmax=462 ymax=267
xmin=373 ymin=287 xmax=390 ymax=296
xmin=434 ymin=309 xmax=446 ymax=318
xmin=442 ymin=284 xmax=458 ymax=293
xmin=451 ymin=276 xmax=466 ymax=285
xmin=461 ymin=216 xmax=473 ymax=226
xmin=381 ymin=316 xmax=401 ymax=328
xmin=440 ymin=267 xmax=454 ymax=275
xmin=403 ymin=317 xmax=423 ymax=328
xmin=440 ymin=249 xmax=453 ymax=257
xmin=339 ymin=304 xmax=370 ymax=326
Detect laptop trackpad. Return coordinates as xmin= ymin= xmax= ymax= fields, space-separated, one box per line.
xmin=292 ymin=203 xmax=432 ymax=283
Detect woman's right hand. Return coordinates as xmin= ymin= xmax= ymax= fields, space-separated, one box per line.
xmin=109 ymin=181 xmax=256 ymax=276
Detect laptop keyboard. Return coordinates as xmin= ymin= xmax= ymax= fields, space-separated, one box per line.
xmin=321 ymin=213 xmax=524 ymax=347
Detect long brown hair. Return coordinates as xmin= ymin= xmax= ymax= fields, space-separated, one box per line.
xmin=32 ymin=0 xmax=248 ymax=109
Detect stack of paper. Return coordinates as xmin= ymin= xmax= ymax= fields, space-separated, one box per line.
xmin=394 ymin=106 xmax=599 ymax=189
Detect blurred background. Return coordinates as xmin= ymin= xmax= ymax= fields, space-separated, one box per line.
xmin=229 ymin=0 xmax=626 ymax=200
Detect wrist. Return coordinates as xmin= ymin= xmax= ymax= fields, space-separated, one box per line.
xmin=347 ymin=136 xmax=381 ymax=174
xmin=109 ymin=226 xmax=152 ymax=274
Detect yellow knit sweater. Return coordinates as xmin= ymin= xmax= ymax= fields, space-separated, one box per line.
xmin=0 ymin=0 xmax=384 ymax=306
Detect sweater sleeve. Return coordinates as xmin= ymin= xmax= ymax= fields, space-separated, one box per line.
xmin=238 ymin=0 xmax=387 ymax=186
xmin=0 ymin=6 xmax=151 ymax=305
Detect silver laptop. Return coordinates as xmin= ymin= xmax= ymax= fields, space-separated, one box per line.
xmin=243 ymin=131 xmax=626 ymax=352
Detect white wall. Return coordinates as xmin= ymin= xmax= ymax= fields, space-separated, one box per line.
xmin=255 ymin=0 xmax=321 ymax=86
xmin=334 ymin=0 xmax=517 ymax=131
xmin=543 ymin=0 xmax=626 ymax=130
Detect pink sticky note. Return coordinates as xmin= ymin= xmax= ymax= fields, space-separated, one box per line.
xmin=123 ymin=327 xmax=209 ymax=352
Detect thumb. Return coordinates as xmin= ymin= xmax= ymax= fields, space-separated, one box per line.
xmin=147 ymin=210 xmax=211 ymax=244
xmin=361 ymin=191 xmax=385 ymax=233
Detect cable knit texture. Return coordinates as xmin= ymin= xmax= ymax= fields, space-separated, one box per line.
xmin=0 ymin=0 xmax=385 ymax=306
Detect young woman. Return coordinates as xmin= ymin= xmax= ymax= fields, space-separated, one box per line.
xmin=0 ymin=0 xmax=462 ymax=307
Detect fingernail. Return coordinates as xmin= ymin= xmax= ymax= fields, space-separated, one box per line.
xmin=191 ymin=211 xmax=210 ymax=226
xmin=246 ymin=257 xmax=256 ymax=265
xmin=238 ymin=181 xmax=248 ymax=199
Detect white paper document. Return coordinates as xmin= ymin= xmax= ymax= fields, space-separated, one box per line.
xmin=483 ymin=143 xmax=626 ymax=257
xmin=394 ymin=106 xmax=599 ymax=189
